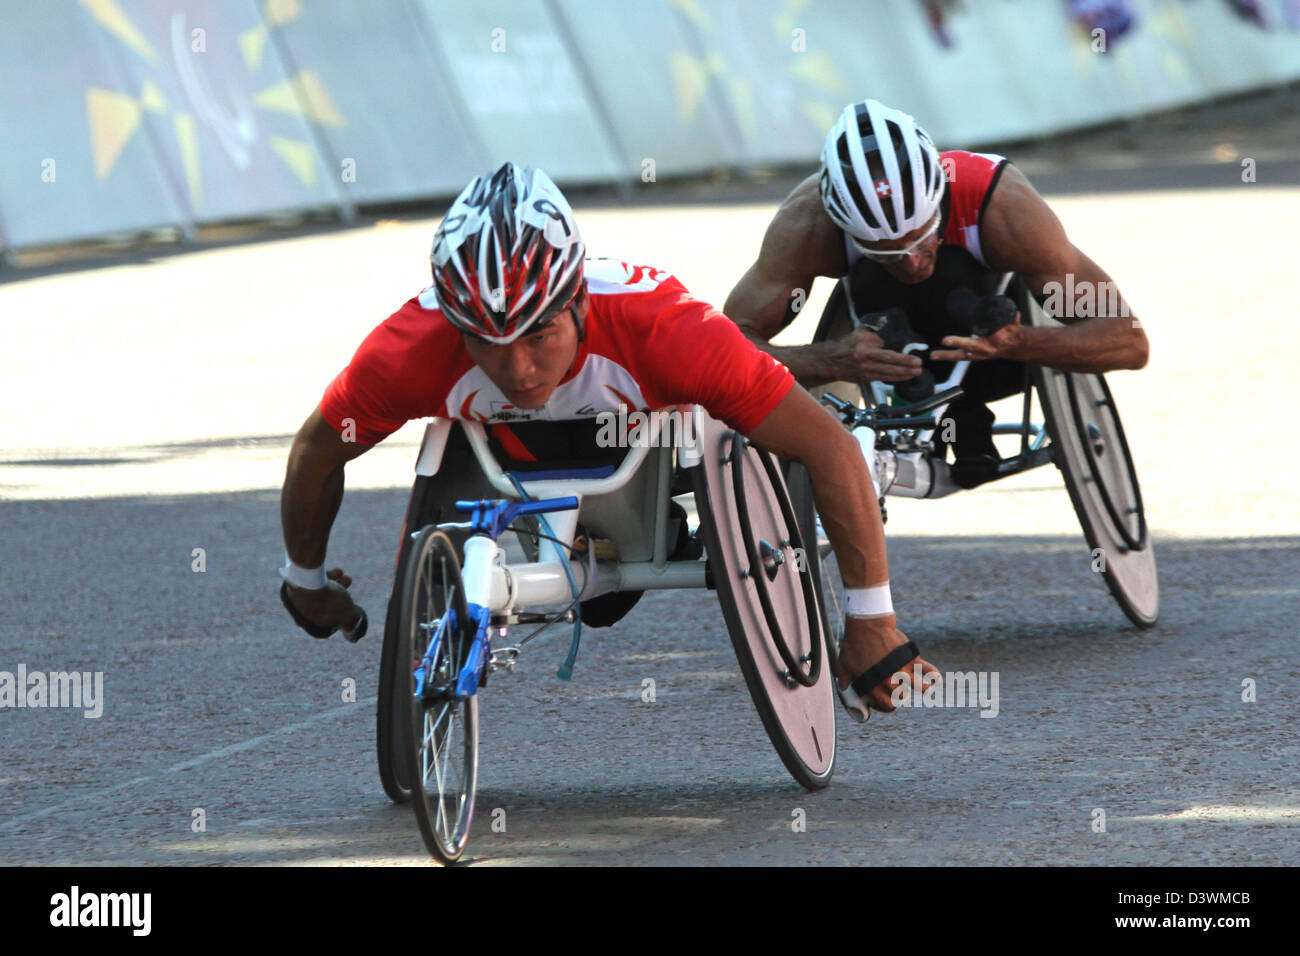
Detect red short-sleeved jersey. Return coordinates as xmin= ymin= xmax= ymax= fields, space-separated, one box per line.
xmin=319 ymin=258 xmax=795 ymax=445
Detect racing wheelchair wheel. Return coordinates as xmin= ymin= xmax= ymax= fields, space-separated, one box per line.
xmin=378 ymin=560 xmax=415 ymax=803
xmin=378 ymin=477 xmax=455 ymax=804
xmin=395 ymin=527 xmax=480 ymax=863
xmin=691 ymin=413 xmax=836 ymax=790
xmin=784 ymin=462 xmax=844 ymax=680
xmin=1017 ymin=283 xmax=1159 ymax=628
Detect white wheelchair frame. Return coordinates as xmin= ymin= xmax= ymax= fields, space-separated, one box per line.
xmin=382 ymin=402 xmax=839 ymax=863
xmin=413 ymin=409 xmax=709 ymax=616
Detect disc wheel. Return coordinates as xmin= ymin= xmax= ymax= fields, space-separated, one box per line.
xmin=1019 ymin=286 xmax=1159 ymax=628
xmin=692 ymin=413 xmax=836 ymax=790
xmin=397 ymin=527 xmax=480 ymax=863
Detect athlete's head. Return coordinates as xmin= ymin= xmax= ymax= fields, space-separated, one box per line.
xmin=819 ymin=99 xmax=945 ymax=283
xmin=431 ymin=162 xmax=587 ymax=408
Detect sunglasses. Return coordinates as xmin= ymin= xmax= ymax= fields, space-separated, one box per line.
xmin=851 ymin=213 xmax=943 ymax=263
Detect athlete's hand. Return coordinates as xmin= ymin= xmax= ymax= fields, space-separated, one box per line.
xmin=831 ymin=327 xmax=924 ymax=384
xmin=838 ymin=615 xmax=940 ymax=712
xmin=932 ymin=314 xmax=1023 ymax=362
xmin=285 ymin=568 xmax=363 ymax=634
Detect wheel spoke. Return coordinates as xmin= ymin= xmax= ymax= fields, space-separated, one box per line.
xmin=437 ymin=714 xmax=460 ymax=842
xmin=427 ymin=711 xmax=448 ymax=840
xmin=420 ymin=698 xmax=466 ymax=849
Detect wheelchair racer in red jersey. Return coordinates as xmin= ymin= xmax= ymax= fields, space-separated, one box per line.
xmin=278 ymin=162 xmax=938 ymax=718
xmin=725 ymin=98 xmax=1149 ymax=488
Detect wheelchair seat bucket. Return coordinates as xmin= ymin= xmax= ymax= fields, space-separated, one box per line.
xmin=690 ymin=411 xmax=836 ymax=790
xmin=1016 ymin=281 xmax=1159 ymax=628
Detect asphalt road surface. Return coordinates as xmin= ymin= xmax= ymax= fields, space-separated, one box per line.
xmin=2 ymin=139 xmax=1298 ymax=866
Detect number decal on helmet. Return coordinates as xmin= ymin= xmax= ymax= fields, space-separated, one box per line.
xmin=430 ymin=163 xmax=586 ymax=345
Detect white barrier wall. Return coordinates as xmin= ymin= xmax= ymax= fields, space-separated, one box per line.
xmin=1 ymin=0 xmax=1297 ymax=254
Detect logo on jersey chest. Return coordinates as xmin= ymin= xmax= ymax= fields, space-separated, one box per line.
xmin=488 ymin=400 xmax=544 ymax=422
xmin=448 ymin=356 xmax=647 ymax=423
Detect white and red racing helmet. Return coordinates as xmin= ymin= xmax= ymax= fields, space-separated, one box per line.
xmin=430 ymin=163 xmax=585 ymax=344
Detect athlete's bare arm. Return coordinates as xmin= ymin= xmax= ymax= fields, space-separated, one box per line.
xmin=280 ymin=404 xmax=374 ymax=630
xmin=749 ymin=385 xmax=937 ymax=710
xmin=934 ymin=165 xmax=1149 ymax=372
xmin=724 ymin=175 xmax=923 ymax=388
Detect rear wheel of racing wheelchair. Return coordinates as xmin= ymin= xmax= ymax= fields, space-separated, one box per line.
xmin=784 ymin=462 xmax=845 ymax=681
xmin=378 ymin=527 xmax=420 ymax=804
xmin=377 ymin=476 xmax=460 ymax=804
xmin=691 ymin=413 xmax=836 ymax=790
xmin=378 ymin=433 xmax=491 ymax=804
xmin=1015 ymin=280 xmax=1159 ymax=628
xmin=393 ymin=527 xmax=479 ymax=863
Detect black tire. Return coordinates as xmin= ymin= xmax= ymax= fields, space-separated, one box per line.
xmin=1018 ymin=284 xmax=1159 ymax=628
xmin=377 ymin=598 xmax=414 ymax=803
xmin=378 ymin=469 xmax=478 ymax=803
xmin=398 ymin=527 xmax=480 ymax=863
xmin=692 ymin=414 xmax=836 ymax=791
xmin=377 ymin=476 xmax=445 ymax=804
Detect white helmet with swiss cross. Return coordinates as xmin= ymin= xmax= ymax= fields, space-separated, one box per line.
xmin=819 ymin=99 xmax=945 ymax=243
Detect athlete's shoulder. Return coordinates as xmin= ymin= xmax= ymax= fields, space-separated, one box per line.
xmin=583 ymin=259 xmax=698 ymax=348
xmin=368 ymin=285 xmax=448 ymax=332
xmin=941 ymin=149 xmax=1008 ymax=172
xmin=342 ymin=288 xmax=466 ymax=401
xmin=584 ymin=258 xmax=680 ymax=296
xmin=771 ymin=173 xmax=835 ymax=239
xmin=759 ymin=173 xmax=844 ymax=279
xmin=779 ymin=172 xmax=826 ymax=214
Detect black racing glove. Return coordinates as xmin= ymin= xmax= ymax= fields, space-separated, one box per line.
xmin=279 ymin=581 xmax=368 ymax=642
xmin=945 ymin=288 xmax=1018 ymax=336
xmin=859 ymin=306 xmax=935 ymax=403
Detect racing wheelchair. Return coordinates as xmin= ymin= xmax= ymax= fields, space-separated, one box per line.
xmin=374 ymin=406 xmax=836 ymax=863
xmin=793 ymin=269 xmax=1158 ymax=676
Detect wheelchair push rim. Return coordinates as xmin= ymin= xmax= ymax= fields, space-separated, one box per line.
xmin=399 ymin=527 xmax=480 ymax=863
xmin=784 ymin=461 xmax=844 ymax=678
xmin=692 ymin=414 xmax=837 ymax=790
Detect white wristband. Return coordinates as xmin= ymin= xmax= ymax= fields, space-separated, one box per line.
xmin=280 ymin=554 xmax=327 ymax=590
xmin=844 ymin=582 xmax=893 ymax=619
